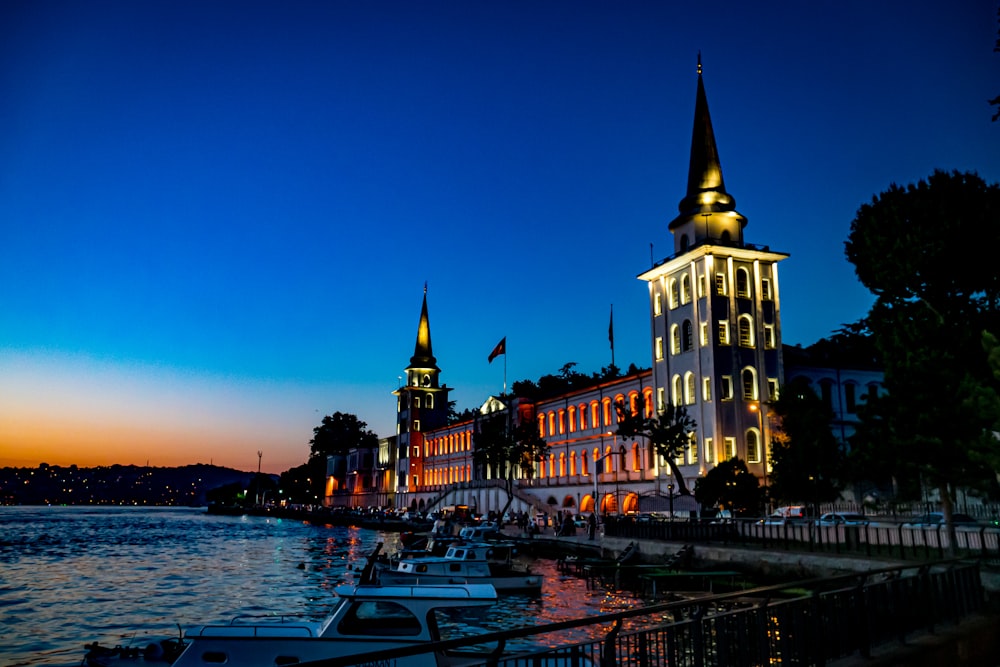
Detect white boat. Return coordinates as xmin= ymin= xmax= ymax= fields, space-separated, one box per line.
xmin=84 ymin=546 xmax=500 ymax=667
xmin=378 ymin=542 xmax=543 ymax=594
xmin=85 ymin=582 xmax=499 ymax=667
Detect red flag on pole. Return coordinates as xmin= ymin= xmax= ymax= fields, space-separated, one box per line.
xmin=488 ymin=337 xmax=506 ymax=364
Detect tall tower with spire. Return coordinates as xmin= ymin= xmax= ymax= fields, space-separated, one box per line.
xmin=393 ymin=285 xmax=451 ymax=506
xmin=638 ymin=57 xmax=788 ymax=489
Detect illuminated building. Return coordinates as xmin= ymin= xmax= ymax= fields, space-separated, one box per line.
xmin=637 ymin=56 xmax=787 ymax=491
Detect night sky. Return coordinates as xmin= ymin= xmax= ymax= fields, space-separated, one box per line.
xmin=2 ymin=1 xmax=998 ymax=473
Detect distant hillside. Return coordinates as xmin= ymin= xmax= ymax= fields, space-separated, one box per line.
xmin=0 ymin=463 xmax=262 ymax=506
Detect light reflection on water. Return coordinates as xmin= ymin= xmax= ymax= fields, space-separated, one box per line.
xmin=0 ymin=507 xmax=651 ymax=666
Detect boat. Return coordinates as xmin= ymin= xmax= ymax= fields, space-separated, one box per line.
xmin=85 ymin=581 xmax=498 ymax=667
xmin=83 ymin=545 xmax=500 ymax=667
xmin=377 ymin=541 xmax=543 ymax=594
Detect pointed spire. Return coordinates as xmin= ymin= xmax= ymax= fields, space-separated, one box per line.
xmin=676 ymin=54 xmax=736 ymax=216
xmin=410 ymin=284 xmax=438 ymax=370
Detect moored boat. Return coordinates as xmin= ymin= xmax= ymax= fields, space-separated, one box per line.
xmin=377 ymin=542 xmax=543 ymax=594
xmin=85 ymin=581 xmax=498 ymax=667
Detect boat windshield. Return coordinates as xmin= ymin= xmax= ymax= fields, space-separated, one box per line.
xmin=337 ymin=600 xmax=423 ymax=636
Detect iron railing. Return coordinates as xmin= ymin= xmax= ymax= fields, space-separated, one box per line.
xmin=296 ymin=560 xmax=984 ymax=667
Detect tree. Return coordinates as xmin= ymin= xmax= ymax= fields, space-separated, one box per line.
xmin=845 ymin=170 xmax=1000 ymax=551
xmin=615 ymin=401 xmax=697 ymax=496
xmin=694 ymin=457 xmax=763 ymax=516
xmin=768 ymin=377 xmax=847 ymax=515
xmin=472 ymin=411 xmax=549 ymax=516
xmin=307 ymin=412 xmax=379 ymax=501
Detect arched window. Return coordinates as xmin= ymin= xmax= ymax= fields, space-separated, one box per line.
xmin=746 ymin=429 xmax=761 ymax=463
xmin=680 ymin=274 xmax=691 ymax=304
xmin=742 ymin=367 xmax=758 ymax=400
xmin=579 ymin=404 xmax=588 ymax=430
xmin=672 ymin=374 xmax=683 ymax=406
xmin=738 ymin=315 xmax=754 ymax=347
xmin=682 ymin=320 xmax=694 ymax=351
xmin=671 ymin=325 xmax=681 ymax=355
xmin=538 ymin=417 xmax=546 ymax=438
xmin=736 ymin=267 xmax=751 ymax=298
xmin=685 ymin=372 xmax=696 ymax=405
xmin=581 ymin=450 xmax=589 ymax=475
xmin=559 ymin=452 xmax=567 ymax=477
xmin=669 ymin=279 xmax=679 ymax=309
xmin=569 ymin=450 xmax=577 ymax=476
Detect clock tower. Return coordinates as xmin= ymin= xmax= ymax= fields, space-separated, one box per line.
xmin=394 ymin=285 xmax=451 ymax=508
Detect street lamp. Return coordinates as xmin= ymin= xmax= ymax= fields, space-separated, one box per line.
xmin=667 ymin=481 xmax=675 ymax=520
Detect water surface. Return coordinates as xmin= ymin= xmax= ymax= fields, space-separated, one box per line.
xmin=0 ymin=506 xmax=648 ymax=666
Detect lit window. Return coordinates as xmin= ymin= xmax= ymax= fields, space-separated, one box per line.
xmin=700 ymin=322 xmax=709 ymax=346
xmin=768 ymin=378 xmax=779 ymax=400
xmin=738 ymin=315 xmax=754 ymax=347
xmin=682 ymin=320 xmax=694 ymax=351
xmin=680 ymin=274 xmax=691 ymax=304
xmin=761 ymin=278 xmax=772 ymax=300
xmin=558 ymin=410 xmax=566 ymax=434
xmin=654 ymin=292 xmax=662 ymax=316
xmin=736 ymin=267 xmax=751 ymax=298
xmin=742 ymin=368 xmax=758 ymax=400
xmin=697 ymin=273 xmax=706 ymax=298
xmin=549 ymin=413 xmax=556 ymax=435
xmin=672 ymin=375 xmax=682 ymax=406
xmin=715 ymin=273 xmax=727 ymax=295
xmin=747 ymin=430 xmax=761 ymax=463
xmin=655 ymin=336 xmax=664 ymax=360
xmin=538 ymin=417 xmax=546 ymax=438
xmin=656 ymin=387 xmax=665 ymax=413
xmin=413 ymin=420 xmax=420 ymax=432
xmin=763 ymin=324 xmax=775 ymax=349
xmin=718 ymin=320 xmax=730 ymax=345
xmin=702 ymin=377 xmax=712 ymax=402
xmin=671 ymin=325 xmax=680 ymax=355
xmin=724 ymin=437 xmax=737 ymax=460
xmin=721 ymin=376 xmax=734 ymax=401
xmin=685 ymin=372 xmax=696 ymax=405
xmin=669 ymin=279 xmax=679 ymax=309
xmin=568 ymin=407 xmax=576 ymax=433
xmin=705 ymin=437 xmax=714 ymax=463
xmin=414 ymin=396 xmax=421 ymax=408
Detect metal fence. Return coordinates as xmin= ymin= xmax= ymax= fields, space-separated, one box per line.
xmin=299 ymin=560 xmax=985 ymax=667
xmin=603 ymin=516 xmax=1000 ymax=561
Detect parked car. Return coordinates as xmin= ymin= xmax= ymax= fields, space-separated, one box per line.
xmin=815 ymin=512 xmax=870 ymax=526
xmin=760 ymin=506 xmax=811 ymax=525
xmin=904 ymin=512 xmax=979 ymax=527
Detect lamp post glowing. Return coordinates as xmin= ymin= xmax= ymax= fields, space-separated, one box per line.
xmin=750 ymin=402 xmax=767 ymax=511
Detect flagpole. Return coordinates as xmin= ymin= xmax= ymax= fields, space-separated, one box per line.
xmin=503 ymin=349 xmax=507 ymax=396
xmin=609 ymin=304 xmax=615 ymax=369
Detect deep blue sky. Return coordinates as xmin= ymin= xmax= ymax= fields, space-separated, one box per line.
xmin=2 ymin=1 xmax=998 ymax=472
